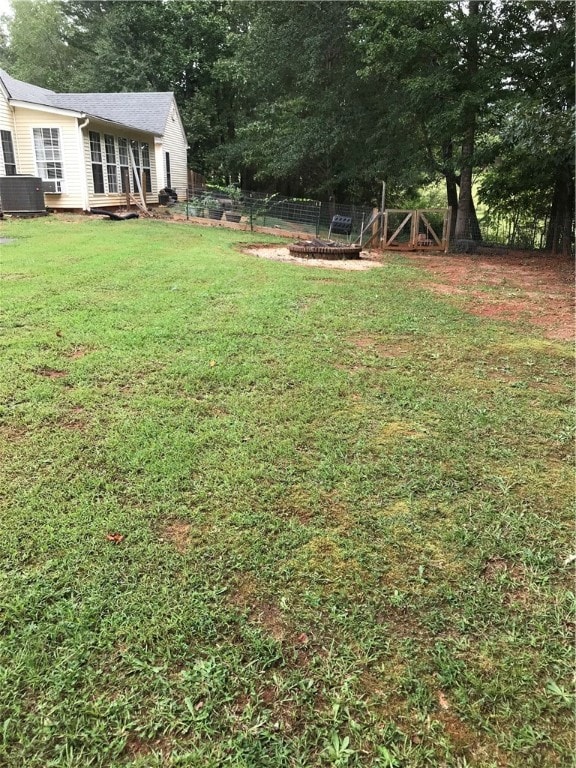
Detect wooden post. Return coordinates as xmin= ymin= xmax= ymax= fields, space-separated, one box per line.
xmin=382 ymin=210 xmax=388 ymax=248
xmin=444 ymin=206 xmax=452 ymax=252
xmin=371 ymin=207 xmax=379 ymax=241
xmin=411 ymin=211 xmax=419 ymax=248
xmin=129 ymin=144 xmax=148 ymax=212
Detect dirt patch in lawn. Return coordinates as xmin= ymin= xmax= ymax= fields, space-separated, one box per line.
xmin=123 ymin=734 xmax=172 ymax=760
xmin=397 ymin=250 xmax=574 ymax=341
xmin=158 ymin=519 xmax=191 ymax=553
xmin=350 ymin=334 xmax=415 ymax=357
xmin=66 ymin=345 xmax=91 ymax=360
xmin=34 ymin=367 xmax=68 ymax=379
xmin=230 ymin=581 xmax=289 ymax=642
xmin=241 ymin=244 xmax=383 ymax=271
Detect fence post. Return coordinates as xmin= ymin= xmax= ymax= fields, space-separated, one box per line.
xmin=316 ymin=202 xmax=321 ymax=237
xmin=371 ymin=207 xmax=379 ymax=243
xmin=411 ymin=211 xmax=419 ymax=248
xmin=443 ymin=207 xmax=452 ymax=251
xmin=382 ymin=210 xmax=388 ymax=248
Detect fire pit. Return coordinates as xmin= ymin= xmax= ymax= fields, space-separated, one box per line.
xmin=288 ymin=239 xmax=362 ymax=260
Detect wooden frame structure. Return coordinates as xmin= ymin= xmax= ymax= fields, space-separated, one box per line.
xmin=381 ymin=208 xmax=451 ymax=252
xmin=360 ymin=208 xmax=451 ymax=252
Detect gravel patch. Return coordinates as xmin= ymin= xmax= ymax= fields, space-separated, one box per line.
xmin=243 ymin=245 xmax=383 ymax=270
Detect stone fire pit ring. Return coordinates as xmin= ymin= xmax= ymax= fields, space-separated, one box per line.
xmin=288 ymin=239 xmax=362 ymax=260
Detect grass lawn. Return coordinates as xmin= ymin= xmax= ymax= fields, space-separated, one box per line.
xmin=0 ymin=217 xmax=573 ymax=767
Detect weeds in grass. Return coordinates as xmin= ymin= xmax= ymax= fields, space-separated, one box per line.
xmin=0 ymin=217 xmax=573 ymax=766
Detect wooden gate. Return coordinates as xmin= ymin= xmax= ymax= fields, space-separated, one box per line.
xmin=381 ymin=208 xmax=451 ymax=251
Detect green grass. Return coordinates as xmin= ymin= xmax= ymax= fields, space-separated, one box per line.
xmin=0 ymin=216 xmax=573 ymax=767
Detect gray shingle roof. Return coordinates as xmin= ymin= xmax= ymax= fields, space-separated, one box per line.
xmin=0 ymin=68 xmax=173 ymax=136
xmin=51 ymin=92 xmax=173 ymax=135
xmin=0 ymin=68 xmax=55 ymax=102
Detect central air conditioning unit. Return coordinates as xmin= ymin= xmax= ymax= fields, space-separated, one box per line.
xmin=43 ymin=180 xmax=65 ymax=194
xmin=0 ymin=175 xmax=47 ymax=216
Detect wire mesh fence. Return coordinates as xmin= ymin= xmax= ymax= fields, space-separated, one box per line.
xmin=477 ymin=212 xmax=549 ymax=250
xmin=173 ymin=186 xmax=374 ymax=242
xmin=171 ymin=183 xmax=553 ymax=252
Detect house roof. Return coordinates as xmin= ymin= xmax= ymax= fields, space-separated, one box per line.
xmin=0 ymin=68 xmax=55 ymax=103
xmin=0 ymin=68 xmax=174 ymax=136
xmin=50 ymin=93 xmax=174 ymax=135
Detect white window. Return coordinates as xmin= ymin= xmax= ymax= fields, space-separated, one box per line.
xmin=33 ymin=128 xmax=64 ymax=182
xmin=104 ymin=134 xmax=118 ymax=193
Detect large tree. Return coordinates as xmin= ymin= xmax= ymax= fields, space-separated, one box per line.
xmin=0 ymin=0 xmax=246 ymax=172
xmin=0 ymin=0 xmax=80 ymax=90
xmin=353 ymin=0 xmax=512 ymax=240
xmin=0 ymin=0 xmax=573 ymax=252
xmin=478 ymin=1 xmax=574 ymax=255
xmin=214 ymin=1 xmax=396 ymax=200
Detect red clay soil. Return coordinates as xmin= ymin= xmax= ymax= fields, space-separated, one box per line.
xmin=396 ymin=250 xmax=575 ymax=341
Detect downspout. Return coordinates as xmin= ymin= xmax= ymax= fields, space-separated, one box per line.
xmin=8 ymin=104 xmax=22 ymax=171
xmin=78 ymin=116 xmax=90 ymax=211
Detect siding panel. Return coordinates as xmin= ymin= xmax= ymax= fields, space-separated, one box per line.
xmin=0 ymin=89 xmax=18 ymax=174
xmin=12 ymin=106 xmax=84 ymax=208
xmin=160 ymin=99 xmax=188 ymax=198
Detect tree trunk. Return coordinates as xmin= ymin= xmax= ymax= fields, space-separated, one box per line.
xmin=564 ymin=166 xmax=575 ymax=258
xmin=442 ymin=141 xmax=459 ymax=238
xmin=454 ymin=123 xmax=481 ymax=240
xmin=545 ymin=177 xmax=561 ymax=251
xmin=454 ymin=0 xmax=482 ymax=242
xmin=547 ymin=162 xmax=575 ymax=257
xmin=469 ymin=195 xmax=482 ymax=241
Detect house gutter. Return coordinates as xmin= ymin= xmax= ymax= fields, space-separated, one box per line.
xmin=78 ymin=116 xmax=90 ymax=211
xmin=8 ymin=103 xmax=22 ymax=173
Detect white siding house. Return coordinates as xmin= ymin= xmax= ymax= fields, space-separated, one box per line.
xmin=0 ymin=68 xmax=188 ymax=210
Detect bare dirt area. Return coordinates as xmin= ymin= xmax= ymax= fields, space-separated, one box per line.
xmin=242 ymin=244 xmax=382 ymax=271
xmin=398 ymin=250 xmax=574 ymax=341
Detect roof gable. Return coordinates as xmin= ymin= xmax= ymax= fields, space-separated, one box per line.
xmin=0 ymin=68 xmax=175 ymax=137
xmin=0 ymin=68 xmax=55 ymax=103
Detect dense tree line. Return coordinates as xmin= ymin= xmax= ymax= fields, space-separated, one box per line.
xmin=0 ymin=0 xmax=573 ymax=253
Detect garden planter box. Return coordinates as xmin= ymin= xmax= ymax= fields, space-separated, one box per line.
xmin=208 ymin=209 xmax=223 ymax=220
xmin=225 ymin=212 xmax=242 ymax=223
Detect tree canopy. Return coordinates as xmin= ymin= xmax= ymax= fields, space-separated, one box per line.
xmin=0 ymin=0 xmax=573 ymax=252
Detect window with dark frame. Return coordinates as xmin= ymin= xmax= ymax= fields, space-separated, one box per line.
xmin=83 ymin=133 xmax=153 ymax=197
xmin=165 ymin=152 xmax=171 ymax=188
xmin=0 ymin=130 xmax=16 ymax=175
xmin=141 ymin=142 xmax=151 ymax=193
xmin=118 ymin=138 xmax=129 ymax=193
xmin=104 ymin=134 xmax=118 ymax=193
xmin=89 ymin=131 xmax=104 ymax=194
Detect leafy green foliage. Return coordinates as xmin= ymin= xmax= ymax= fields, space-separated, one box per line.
xmin=0 ymin=1 xmax=573 ymax=245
